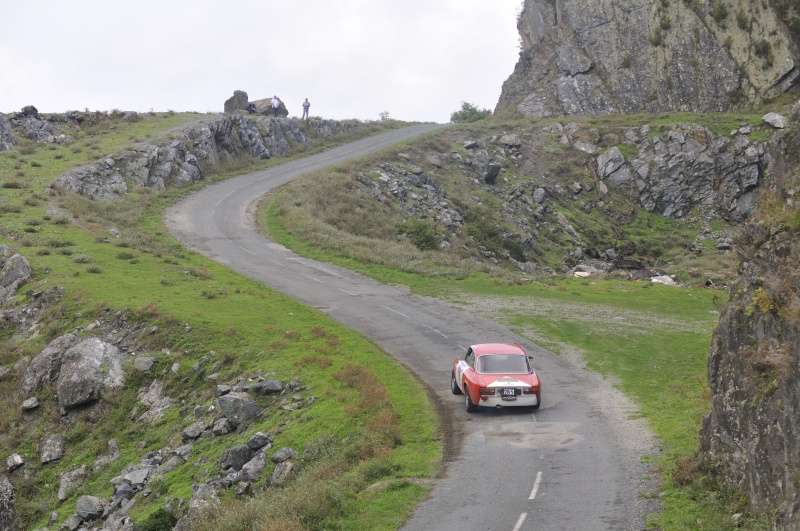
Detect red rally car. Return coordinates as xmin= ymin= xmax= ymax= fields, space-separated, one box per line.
xmin=451 ymin=343 xmax=541 ymax=412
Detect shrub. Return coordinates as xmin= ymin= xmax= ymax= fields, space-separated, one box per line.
xmin=450 ymin=101 xmax=492 ymax=123
xmin=736 ymin=10 xmax=750 ymax=30
xmin=650 ymin=28 xmax=664 ymax=46
xmin=140 ymin=508 xmax=178 ymax=531
xmin=396 ymin=219 xmax=441 ymax=250
xmin=711 ymin=3 xmax=729 ymax=24
xmin=753 ymin=39 xmax=774 ymax=67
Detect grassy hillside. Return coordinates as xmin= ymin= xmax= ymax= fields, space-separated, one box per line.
xmin=0 ymin=112 xmax=440 ymax=530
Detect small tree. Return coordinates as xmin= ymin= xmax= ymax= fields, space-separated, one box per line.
xmin=450 ymin=101 xmax=492 ymax=123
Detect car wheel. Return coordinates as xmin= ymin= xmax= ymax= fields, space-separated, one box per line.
xmin=465 ymin=386 xmax=478 ymax=413
xmin=450 ymin=373 xmax=462 ymax=395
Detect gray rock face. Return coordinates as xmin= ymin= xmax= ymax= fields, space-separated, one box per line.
xmin=498 ymin=0 xmax=798 ymax=117
xmin=699 ymin=102 xmax=800 ymax=528
xmin=56 ymin=338 xmax=124 ymax=410
xmin=597 ymin=124 xmax=764 ymax=220
xmin=0 ymin=475 xmax=18 ymax=531
xmin=0 ymin=115 xmax=16 ymax=151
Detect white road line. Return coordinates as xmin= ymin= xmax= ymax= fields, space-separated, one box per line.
xmin=299 ymin=273 xmax=324 ymax=283
xmin=381 ymin=305 xmax=409 ymax=318
xmin=422 ymin=324 xmax=448 ymax=339
xmin=512 ymin=512 xmax=527 ymax=531
xmin=528 ymin=471 xmax=543 ymax=500
xmin=339 ymin=288 xmax=357 ymax=296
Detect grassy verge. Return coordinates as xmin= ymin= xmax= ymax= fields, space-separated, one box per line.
xmin=0 ymin=113 xmax=440 ymax=530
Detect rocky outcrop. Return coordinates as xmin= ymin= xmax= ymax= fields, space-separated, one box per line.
xmin=51 ymin=115 xmax=361 ymax=200
xmin=699 ymin=102 xmax=800 ymax=528
xmin=594 ymin=123 xmax=765 ymax=221
xmin=0 ymin=114 xmax=16 ymax=151
xmin=498 ymin=0 xmax=799 ymax=117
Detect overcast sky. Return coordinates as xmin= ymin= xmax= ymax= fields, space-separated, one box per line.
xmin=1 ymin=1 xmax=522 ymax=124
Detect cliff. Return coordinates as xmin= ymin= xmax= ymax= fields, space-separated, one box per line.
xmin=498 ymin=0 xmax=800 ymax=117
xmin=699 ymin=101 xmax=800 ymax=527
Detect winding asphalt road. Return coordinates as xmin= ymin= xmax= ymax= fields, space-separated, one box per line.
xmin=164 ymin=124 xmax=660 ymax=530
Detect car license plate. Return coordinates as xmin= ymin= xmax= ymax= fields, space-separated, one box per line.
xmin=501 ymin=388 xmax=516 ymax=399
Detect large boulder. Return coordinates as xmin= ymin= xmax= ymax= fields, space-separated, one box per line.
xmin=20 ymin=332 xmax=81 ymax=395
xmin=39 ymin=433 xmax=65 ymax=464
xmin=216 ymin=392 xmax=262 ymax=427
xmin=56 ymin=338 xmax=124 ymax=410
xmin=217 ymin=445 xmax=253 ymax=472
xmin=58 ymin=465 xmax=87 ymax=502
xmin=0 ymin=254 xmax=32 ymax=301
xmin=74 ymin=495 xmax=106 ymax=522
xmin=224 ymin=90 xmax=249 ymax=113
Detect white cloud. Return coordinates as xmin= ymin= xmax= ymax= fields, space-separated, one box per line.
xmin=1 ymin=0 xmax=521 ymax=122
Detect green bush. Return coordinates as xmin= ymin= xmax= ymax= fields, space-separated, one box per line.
xmin=140 ymin=508 xmax=178 ymax=531
xmin=396 ymin=220 xmax=440 ymax=250
xmin=711 ymin=2 xmax=729 ymax=24
xmin=736 ymin=10 xmax=750 ymax=29
xmin=450 ymin=101 xmax=492 ymax=123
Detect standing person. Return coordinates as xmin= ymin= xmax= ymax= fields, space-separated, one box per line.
xmin=301 ymin=98 xmax=310 ymax=120
xmin=271 ymin=95 xmax=280 ymax=117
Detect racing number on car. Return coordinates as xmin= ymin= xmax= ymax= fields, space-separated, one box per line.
xmin=455 ymin=361 xmax=466 ymax=383
xmin=501 ymin=388 xmax=515 ymax=397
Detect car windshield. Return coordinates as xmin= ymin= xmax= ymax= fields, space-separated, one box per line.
xmin=477 ymin=354 xmax=530 ymax=374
